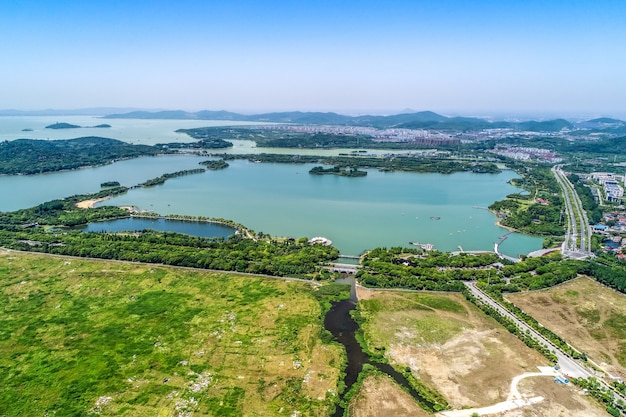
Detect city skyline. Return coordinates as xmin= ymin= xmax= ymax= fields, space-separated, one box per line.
xmin=2 ymin=0 xmax=626 ymax=118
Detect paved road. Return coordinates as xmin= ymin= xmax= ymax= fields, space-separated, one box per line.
xmin=464 ymin=281 xmax=593 ymax=379
xmin=552 ymin=166 xmax=593 ymax=259
xmin=465 ymin=281 xmax=626 ymax=407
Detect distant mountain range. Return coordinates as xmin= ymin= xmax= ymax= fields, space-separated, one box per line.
xmin=101 ymin=110 xmax=625 ymax=132
xmin=2 ymin=108 xmax=624 ymax=132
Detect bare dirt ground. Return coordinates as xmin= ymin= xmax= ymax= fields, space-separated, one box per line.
xmin=348 ymin=374 xmax=431 ymax=417
xmin=74 ymin=196 xmax=110 ymax=208
xmin=508 ymin=376 xmax=608 ymax=417
xmin=354 ymin=286 xmax=608 ymax=416
xmin=507 ymin=276 xmax=626 ymax=379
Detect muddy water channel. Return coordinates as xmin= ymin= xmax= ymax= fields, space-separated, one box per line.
xmin=324 ymin=284 xmax=436 ymax=415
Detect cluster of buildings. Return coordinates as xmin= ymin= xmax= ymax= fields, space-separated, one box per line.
xmin=589 ymin=172 xmax=625 ymax=203
xmin=587 ymin=173 xmax=626 ymax=258
xmin=595 ymin=211 xmax=626 ymax=258
xmin=488 ymin=145 xmax=563 ymax=163
xmin=258 ymin=124 xmax=459 ymax=146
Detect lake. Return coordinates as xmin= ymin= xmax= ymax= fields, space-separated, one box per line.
xmin=0 ymin=116 xmax=544 ymax=257
xmin=94 ymin=159 xmax=542 ymax=257
xmin=81 ymin=217 xmax=236 ymax=239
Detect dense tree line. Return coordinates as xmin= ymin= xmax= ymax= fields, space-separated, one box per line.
xmin=578 ymin=261 xmax=626 ymax=293
xmin=217 ymin=153 xmax=501 ymax=174
xmin=309 ymin=166 xmax=367 ymax=177
xmin=200 ymin=159 xmax=229 ymax=170
xmin=356 ymin=248 xmax=502 ymax=291
xmin=0 ymin=229 xmax=338 ymax=277
xmin=0 ymin=137 xmax=160 ymax=175
xmin=158 ymin=137 xmax=233 ymax=149
xmin=357 ymin=248 xmax=588 ymax=294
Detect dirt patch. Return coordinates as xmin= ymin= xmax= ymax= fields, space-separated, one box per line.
xmin=355 ymin=284 xmax=377 ymax=301
xmin=361 ymin=292 xmax=543 ymax=408
xmin=507 ymin=276 xmax=626 ymax=379
xmin=357 ymin=290 xmax=605 ymax=415
xmin=389 ymin=327 xmax=539 ymax=408
xmin=74 ymin=196 xmax=110 ymax=208
xmin=348 ymin=374 xmax=430 ymax=417
xmin=507 ymin=377 xmax=608 ymax=417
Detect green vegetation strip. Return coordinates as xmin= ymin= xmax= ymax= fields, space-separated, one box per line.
xmin=0 ymin=252 xmax=348 ymax=417
xmin=217 ymin=153 xmax=501 ymax=174
xmin=139 ymin=169 xmax=206 ymax=187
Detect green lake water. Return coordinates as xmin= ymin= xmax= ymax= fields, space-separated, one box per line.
xmin=99 ymin=160 xmax=543 ymax=257
xmin=0 ymin=116 xmax=544 ymax=257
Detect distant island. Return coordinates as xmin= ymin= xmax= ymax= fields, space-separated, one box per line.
xmin=46 ymin=122 xmax=81 ymax=129
xmin=200 ymin=159 xmax=229 ymax=170
xmin=21 ymin=128 xmax=33 ymax=132
xmin=45 ymin=122 xmax=111 ymax=129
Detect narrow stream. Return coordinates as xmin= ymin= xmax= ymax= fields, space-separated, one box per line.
xmin=324 ymin=294 xmax=436 ymax=416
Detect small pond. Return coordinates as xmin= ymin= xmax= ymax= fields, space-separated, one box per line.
xmin=81 ymin=217 xmax=237 ymax=239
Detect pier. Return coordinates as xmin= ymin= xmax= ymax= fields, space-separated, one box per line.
xmin=493 ymin=231 xmax=521 ymax=262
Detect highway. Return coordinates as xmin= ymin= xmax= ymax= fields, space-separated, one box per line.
xmin=464 ymin=282 xmax=593 ymax=379
xmin=552 ymin=165 xmax=593 ymax=259
xmin=465 ymin=281 xmax=626 ymax=407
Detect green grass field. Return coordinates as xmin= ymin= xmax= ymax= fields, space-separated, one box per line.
xmin=0 ymin=250 xmax=345 ymax=416
xmin=358 ymin=292 xmax=469 ymax=346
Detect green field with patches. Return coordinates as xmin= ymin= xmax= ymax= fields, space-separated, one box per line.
xmin=0 ymin=250 xmax=346 ymax=416
xmin=357 ymin=292 xmax=469 ymax=347
xmin=507 ymin=277 xmax=626 ymax=378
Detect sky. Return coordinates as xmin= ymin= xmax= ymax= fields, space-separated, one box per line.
xmin=1 ymin=0 xmax=626 ymax=118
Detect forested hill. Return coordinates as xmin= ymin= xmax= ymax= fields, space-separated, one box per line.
xmin=0 ymin=137 xmax=159 ymax=175
xmin=103 ymin=109 xmax=581 ymax=131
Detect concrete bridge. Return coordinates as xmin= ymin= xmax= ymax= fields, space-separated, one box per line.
xmin=328 ymin=263 xmax=360 ymax=274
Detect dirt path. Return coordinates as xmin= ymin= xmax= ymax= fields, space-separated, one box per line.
xmin=437 ymin=367 xmax=558 ymax=417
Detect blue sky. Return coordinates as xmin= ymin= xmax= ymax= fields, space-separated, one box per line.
xmin=1 ymin=0 xmax=625 ymax=118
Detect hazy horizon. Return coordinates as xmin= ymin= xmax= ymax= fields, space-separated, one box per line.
xmin=1 ymin=107 xmax=624 ymax=123
xmin=2 ymin=1 xmax=625 ymax=118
